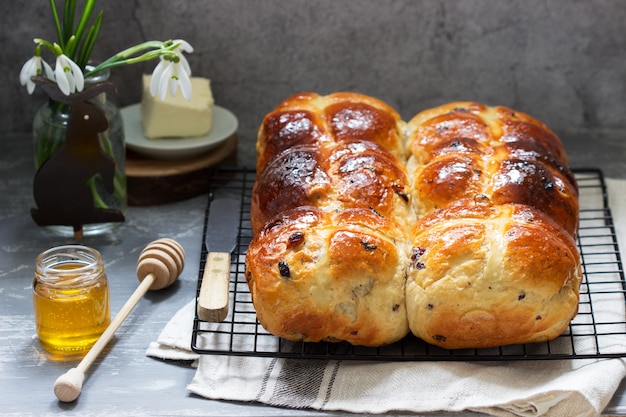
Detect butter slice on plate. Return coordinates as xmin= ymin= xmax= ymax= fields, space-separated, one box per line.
xmin=141 ymin=74 xmax=214 ymax=139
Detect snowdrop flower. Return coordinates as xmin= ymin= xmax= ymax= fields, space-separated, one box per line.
xmin=20 ymin=5 xmax=196 ymax=99
xmin=149 ymin=41 xmax=193 ymax=101
xmin=20 ymin=1 xmax=197 ymax=99
xmin=19 ymin=52 xmax=54 ymax=94
xmin=150 ymin=58 xmax=192 ymax=101
xmin=53 ymin=48 xmax=85 ymax=95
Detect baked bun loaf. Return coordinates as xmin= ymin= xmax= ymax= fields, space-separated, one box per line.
xmin=246 ymin=94 xmax=581 ymax=349
xmin=248 ymin=92 xmax=411 ymax=346
xmin=246 ymin=206 xmax=409 ymax=346
xmin=406 ymin=199 xmax=580 ymax=349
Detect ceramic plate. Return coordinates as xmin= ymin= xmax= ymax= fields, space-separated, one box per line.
xmin=121 ymin=103 xmax=238 ymax=159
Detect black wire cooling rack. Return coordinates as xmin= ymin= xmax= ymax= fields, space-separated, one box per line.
xmin=191 ymin=167 xmax=626 ymax=361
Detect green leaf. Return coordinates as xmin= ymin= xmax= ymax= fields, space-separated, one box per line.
xmin=48 ymin=0 xmax=64 ymax=49
xmin=62 ymin=0 xmax=77 ymax=46
xmin=77 ymin=11 xmax=102 ymax=68
xmin=67 ymin=0 xmax=97 ymax=60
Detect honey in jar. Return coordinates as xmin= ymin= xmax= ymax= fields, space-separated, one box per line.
xmin=33 ymin=245 xmax=110 ymax=355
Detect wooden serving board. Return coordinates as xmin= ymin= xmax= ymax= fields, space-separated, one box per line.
xmin=125 ymin=134 xmax=237 ymax=206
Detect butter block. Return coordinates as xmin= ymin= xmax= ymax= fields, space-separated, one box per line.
xmin=141 ymin=74 xmax=214 ymax=138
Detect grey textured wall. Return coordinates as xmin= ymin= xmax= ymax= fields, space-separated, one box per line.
xmin=4 ymin=0 xmax=626 ymax=167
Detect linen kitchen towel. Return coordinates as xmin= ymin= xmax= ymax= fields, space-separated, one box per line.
xmin=147 ymin=177 xmax=626 ymax=417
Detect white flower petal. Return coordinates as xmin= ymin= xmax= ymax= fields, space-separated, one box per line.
xmin=174 ymin=39 xmax=194 ymax=53
xmin=67 ymin=72 xmax=76 ymax=93
xmin=54 ymin=57 xmax=71 ymax=95
xmin=22 ymin=60 xmax=37 ymax=94
xmin=51 ymin=54 xmax=85 ymax=94
xmin=42 ymin=60 xmax=54 ymax=79
xmin=20 ymin=56 xmax=55 ymax=94
xmin=67 ymin=57 xmax=84 ymax=92
xmin=61 ymin=56 xmax=77 ymax=93
xmin=169 ymin=63 xmax=180 ymax=96
xmin=169 ymin=79 xmax=178 ymax=97
xmin=178 ymin=67 xmax=192 ymax=100
xmin=158 ymin=64 xmax=173 ymax=101
xmin=19 ymin=57 xmax=35 ymax=86
xmin=20 ymin=57 xmax=35 ymax=85
xmin=150 ymin=59 xmax=168 ymax=96
xmin=179 ymin=54 xmax=192 ymax=75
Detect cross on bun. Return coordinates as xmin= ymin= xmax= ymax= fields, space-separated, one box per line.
xmin=245 ymin=93 xmax=581 ymax=349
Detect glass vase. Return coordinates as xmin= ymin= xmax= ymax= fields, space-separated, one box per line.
xmin=32 ymin=67 xmax=127 ymax=237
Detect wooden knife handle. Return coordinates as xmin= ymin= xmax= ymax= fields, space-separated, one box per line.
xmin=197 ymin=251 xmax=230 ymax=322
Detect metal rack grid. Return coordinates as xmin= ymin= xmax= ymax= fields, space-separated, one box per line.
xmin=191 ymin=168 xmax=626 ymax=360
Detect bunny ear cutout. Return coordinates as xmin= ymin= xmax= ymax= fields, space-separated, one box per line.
xmin=31 ymin=76 xmax=69 ymax=103
xmin=30 ymin=76 xmax=117 ymax=105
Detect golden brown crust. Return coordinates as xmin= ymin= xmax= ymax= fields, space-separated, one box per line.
xmin=256 ymin=92 xmax=406 ymax=171
xmin=251 ymin=139 xmax=413 ymax=235
xmin=407 ymin=102 xmax=579 ymax=236
xmin=246 ymin=95 xmax=581 ymax=349
xmin=246 ymin=207 xmax=409 ymax=346
xmin=250 ymin=145 xmax=331 ymax=234
xmin=406 ymin=199 xmax=581 ymax=349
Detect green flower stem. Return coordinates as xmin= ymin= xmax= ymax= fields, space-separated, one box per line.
xmin=35 ymin=100 xmax=67 ymax=168
xmin=92 ymin=117 xmax=126 ymax=209
xmin=34 ymin=37 xmax=181 ymax=78
xmin=83 ymin=40 xmax=178 ymax=78
xmin=34 ymin=38 xmax=57 ymax=54
xmin=48 ymin=0 xmax=63 ymax=49
xmin=112 ymin=170 xmax=127 ymax=202
xmin=86 ymin=177 xmax=106 ymax=208
xmin=36 ymin=123 xmax=62 ymax=168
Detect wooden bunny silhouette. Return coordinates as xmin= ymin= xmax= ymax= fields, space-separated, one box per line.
xmin=30 ymin=76 xmax=125 ymax=238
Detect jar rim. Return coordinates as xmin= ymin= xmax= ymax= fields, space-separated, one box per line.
xmin=85 ymin=62 xmax=110 ymax=84
xmin=35 ymin=245 xmax=104 ymax=287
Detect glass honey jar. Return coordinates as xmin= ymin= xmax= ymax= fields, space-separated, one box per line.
xmin=33 ymin=245 xmax=110 ymax=356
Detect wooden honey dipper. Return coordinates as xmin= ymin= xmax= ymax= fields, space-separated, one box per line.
xmin=53 ymin=238 xmax=185 ymax=402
